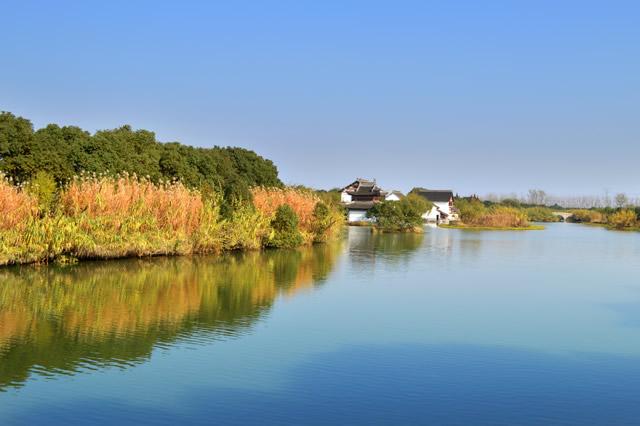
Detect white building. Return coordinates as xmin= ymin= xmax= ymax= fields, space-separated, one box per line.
xmin=346 ymin=201 xmax=376 ymax=223
xmin=341 ymin=178 xmax=386 ymax=223
xmin=385 ymin=190 xmax=404 ymax=201
xmin=413 ymin=189 xmax=457 ymax=224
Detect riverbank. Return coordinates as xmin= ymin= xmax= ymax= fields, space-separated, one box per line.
xmin=0 ymin=176 xmax=344 ymax=266
xmin=440 ymin=223 xmax=545 ymax=231
xmin=371 ymin=225 xmax=424 ymax=234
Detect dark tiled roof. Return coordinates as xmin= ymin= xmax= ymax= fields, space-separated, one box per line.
xmin=343 ymin=178 xmax=383 ymax=196
xmin=346 ymin=201 xmax=376 ymax=210
xmin=354 ymin=184 xmax=377 ymax=195
xmin=414 ymin=189 xmax=454 ymax=203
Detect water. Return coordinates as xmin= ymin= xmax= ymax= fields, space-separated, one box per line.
xmin=2 ymin=223 xmax=640 ymax=425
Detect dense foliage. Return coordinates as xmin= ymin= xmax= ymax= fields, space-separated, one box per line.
xmin=0 ymin=175 xmax=344 ymax=266
xmin=454 ymin=198 xmax=530 ymax=228
xmin=0 ymin=112 xmax=281 ymax=204
xmin=454 ymin=196 xmax=640 ymax=231
xmin=524 ymin=207 xmax=561 ymax=223
xmin=367 ymin=194 xmax=431 ymax=232
xmin=568 ymin=208 xmax=640 ymax=230
xmin=265 ymin=205 xmax=304 ymax=248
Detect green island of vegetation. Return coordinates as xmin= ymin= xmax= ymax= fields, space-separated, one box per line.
xmin=448 ymin=196 xmax=640 ymax=232
xmin=366 ymin=194 xmax=432 ymax=233
xmin=567 ymin=208 xmax=640 ymax=231
xmin=443 ymin=197 xmax=553 ymax=230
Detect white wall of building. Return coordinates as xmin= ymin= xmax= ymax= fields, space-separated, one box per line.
xmin=341 ymin=191 xmax=352 ymax=203
xmin=385 ymin=193 xmax=401 ymax=201
xmin=422 ymin=201 xmax=452 ymax=222
xmin=348 ymin=209 xmax=373 ymax=223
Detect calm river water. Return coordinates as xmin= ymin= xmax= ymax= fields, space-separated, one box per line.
xmin=2 ymin=224 xmax=640 ymax=425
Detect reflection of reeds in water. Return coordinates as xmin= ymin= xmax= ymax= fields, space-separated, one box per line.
xmin=0 ymin=240 xmax=342 ymax=389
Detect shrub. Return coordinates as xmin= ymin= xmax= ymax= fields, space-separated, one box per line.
xmin=525 ymin=207 xmax=560 ymax=222
xmin=609 ymin=209 xmax=637 ymax=229
xmin=265 ymin=204 xmax=303 ymax=248
xmin=367 ymin=194 xmax=430 ymax=232
xmin=311 ymin=202 xmax=331 ymax=239
xmin=456 ymin=198 xmax=488 ymax=224
xmin=569 ymin=210 xmax=605 ymax=223
xmin=222 ymin=201 xmax=270 ymax=251
xmin=25 ymin=171 xmax=58 ymax=213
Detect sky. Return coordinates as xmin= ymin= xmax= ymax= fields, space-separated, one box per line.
xmin=1 ymin=1 xmax=639 ymax=197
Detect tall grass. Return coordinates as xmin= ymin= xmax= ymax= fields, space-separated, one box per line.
xmin=0 ymin=175 xmax=38 ymax=231
xmin=252 ymin=187 xmax=344 ymax=244
xmin=252 ymin=187 xmax=319 ymax=232
xmin=0 ymin=175 xmax=342 ymax=266
xmin=455 ymin=199 xmax=531 ymax=228
xmin=63 ymin=174 xmax=204 ymax=234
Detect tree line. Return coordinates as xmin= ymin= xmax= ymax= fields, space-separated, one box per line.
xmin=0 ymin=111 xmax=281 ymax=203
xmin=482 ymin=189 xmax=639 ymax=209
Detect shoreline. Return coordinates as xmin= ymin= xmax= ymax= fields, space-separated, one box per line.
xmin=439 ymin=224 xmax=545 ymax=231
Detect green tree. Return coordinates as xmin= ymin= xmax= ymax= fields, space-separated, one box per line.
xmin=266 ymin=204 xmax=304 ymax=248
xmin=25 ymin=171 xmax=57 ymax=213
xmin=367 ymin=194 xmax=431 ymax=232
xmin=0 ymin=112 xmax=35 ymax=182
xmin=0 ymin=111 xmax=282 ymax=208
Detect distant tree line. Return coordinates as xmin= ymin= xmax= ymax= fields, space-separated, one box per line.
xmin=0 ymin=111 xmax=281 ymax=203
xmin=482 ymin=188 xmax=639 ymax=209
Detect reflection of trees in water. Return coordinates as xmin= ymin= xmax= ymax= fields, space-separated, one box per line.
xmin=0 ymin=242 xmax=341 ymax=390
xmin=423 ymin=227 xmax=456 ymax=256
xmin=347 ymin=227 xmax=424 ymax=267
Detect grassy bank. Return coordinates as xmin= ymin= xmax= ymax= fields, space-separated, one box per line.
xmin=446 ymin=198 xmax=553 ymax=231
xmin=440 ymin=224 xmax=545 ymax=231
xmin=0 ymin=174 xmax=344 ymax=266
xmin=568 ymin=208 xmax=640 ymax=231
xmin=371 ymin=226 xmax=424 ymax=234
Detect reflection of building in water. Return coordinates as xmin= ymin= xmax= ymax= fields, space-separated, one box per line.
xmin=346 ymin=227 xmax=425 ymax=270
xmin=0 ymin=242 xmax=341 ymax=390
xmin=423 ymin=226 xmax=455 ymax=256
xmin=346 ymin=227 xmax=377 ymax=264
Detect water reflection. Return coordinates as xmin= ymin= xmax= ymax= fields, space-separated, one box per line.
xmin=347 ymin=227 xmax=424 ymax=268
xmin=0 ymin=242 xmax=342 ymax=390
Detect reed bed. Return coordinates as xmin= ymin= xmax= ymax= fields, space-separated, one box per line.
xmin=0 ymin=175 xmax=342 ymax=266
xmin=251 ymin=187 xmax=319 ymax=232
xmin=470 ymin=206 xmax=529 ymax=228
xmin=63 ymin=174 xmax=204 ymax=234
xmin=0 ymin=175 xmax=38 ymax=231
xmin=455 ymin=199 xmax=532 ymax=229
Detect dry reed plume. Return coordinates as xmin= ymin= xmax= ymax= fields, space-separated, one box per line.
xmin=62 ymin=174 xmax=203 ymax=234
xmin=251 ymin=187 xmax=319 ymax=232
xmin=0 ymin=175 xmax=38 ymax=231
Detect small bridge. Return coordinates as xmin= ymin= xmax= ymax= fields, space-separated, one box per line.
xmin=552 ymin=212 xmax=573 ymax=221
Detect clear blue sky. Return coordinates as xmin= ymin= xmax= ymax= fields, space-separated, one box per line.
xmin=2 ymin=1 xmax=639 ymax=197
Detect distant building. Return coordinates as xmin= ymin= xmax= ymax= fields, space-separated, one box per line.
xmin=341 ymin=178 xmax=386 ymax=223
xmin=413 ymin=189 xmax=457 ymax=224
xmin=385 ymin=190 xmax=405 ymax=201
